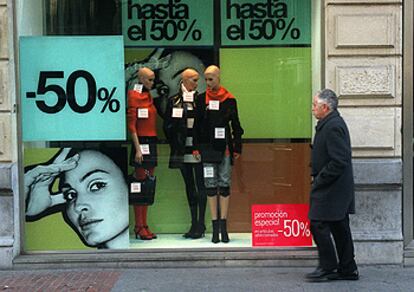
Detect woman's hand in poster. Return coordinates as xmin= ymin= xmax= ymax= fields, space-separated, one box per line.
xmin=25 ymin=148 xmax=79 ymax=216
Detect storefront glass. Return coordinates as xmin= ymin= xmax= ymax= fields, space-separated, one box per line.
xmin=20 ymin=0 xmax=314 ymax=251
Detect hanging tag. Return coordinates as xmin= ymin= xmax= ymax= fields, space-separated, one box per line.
xmin=185 ymin=137 xmax=193 ymax=146
xmin=183 ymin=92 xmax=194 ymax=102
xmin=172 ymin=108 xmax=183 ymax=118
xmin=204 ymin=166 xmax=214 ymax=178
xmin=140 ymin=144 xmax=150 ymax=155
xmin=134 ymin=83 xmax=143 ymax=93
xmin=215 ymin=127 xmax=226 ymax=139
xmin=209 ymin=100 xmax=220 ymax=110
xmin=137 ymin=108 xmax=148 ymax=118
xmin=131 ymin=182 xmax=141 ymax=193
xmin=187 ymin=118 xmax=195 ymax=128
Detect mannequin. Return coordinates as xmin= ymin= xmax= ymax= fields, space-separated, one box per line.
xmin=163 ymin=68 xmax=207 ymax=239
xmin=127 ymin=67 xmax=160 ymax=240
xmin=196 ymin=65 xmax=244 ymax=243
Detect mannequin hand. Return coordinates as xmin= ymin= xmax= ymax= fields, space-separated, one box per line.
xmin=25 ymin=148 xmax=79 ymax=216
xmin=233 ymin=152 xmax=241 ymax=159
xmin=135 ymin=148 xmax=143 ymax=164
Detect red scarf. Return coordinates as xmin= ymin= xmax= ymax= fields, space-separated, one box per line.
xmin=134 ymin=91 xmax=153 ymax=108
xmin=206 ymin=86 xmax=235 ymax=104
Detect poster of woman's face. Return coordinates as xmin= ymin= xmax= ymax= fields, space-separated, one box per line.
xmin=24 ymin=147 xmax=129 ymax=250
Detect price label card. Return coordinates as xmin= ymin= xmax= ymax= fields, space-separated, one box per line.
xmin=140 ymin=144 xmax=150 ymax=155
xmin=130 ymin=182 xmax=141 ymax=193
xmin=134 ymin=83 xmax=143 ymax=93
xmin=172 ymin=108 xmax=183 ymax=118
xmin=209 ymin=100 xmax=220 ymax=110
xmin=183 ymin=92 xmax=194 ymax=102
xmin=185 ymin=137 xmax=193 ymax=146
xmin=19 ymin=36 xmax=126 ymax=141
xmin=187 ymin=118 xmax=195 ymax=128
xmin=215 ymin=127 xmax=225 ymax=139
xmin=203 ymin=166 xmax=214 ymax=178
xmin=137 ymin=108 xmax=148 ymax=118
xmin=252 ymin=204 xmax=312 ymax=247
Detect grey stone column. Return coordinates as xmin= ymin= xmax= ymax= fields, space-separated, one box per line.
xmin=0 ymin=0 xmax=17 ymax=269
xmin=324 ymin=0 xmax=403 ymax=264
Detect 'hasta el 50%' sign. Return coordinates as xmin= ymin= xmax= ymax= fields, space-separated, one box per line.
xmin=122 ymin=0 xmax=214 ymax=46
xmin=19 ymin=36 xmax=126 ymax=142
xmin=221 ymin=0 xmax=311 ymax=46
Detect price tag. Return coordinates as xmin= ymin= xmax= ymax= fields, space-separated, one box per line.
xmin=204 ymin=166 xmax=214 ymax=178
xmin=172 ymin=108 xmax=183 ymax=118
xmin=215 ymin=127 xmax=225 ymax=139
xmin=252 ymin=204 xmax=312 ymax=247
xmin=137 ymin=108 xmax=148 ymax=118
xmin=209 ymin=100 xmax=220 ymax=110
xmin=134 ymin=83 xmax=143 ymax=93
xmin=130 ymin=182 xmax=141 ymax=193
xmin=187 ymin=118 xmax=195 ymax=128
xmin=185 ymin=137 xmax=193 ymax=146
xmin=183 ymin=92 xmax=194 ymax=102
xmin=140 ymin=144 xmax=150 ymax=155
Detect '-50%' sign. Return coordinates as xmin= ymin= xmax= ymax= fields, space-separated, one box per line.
xmin=252 ymin=204 xmax=312 ymax=247
xmin=20 ymin=36 xmax=126 ymax=142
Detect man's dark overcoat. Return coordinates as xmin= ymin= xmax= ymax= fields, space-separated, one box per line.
xmin=309 ymin=110 xmax=355 ymax=221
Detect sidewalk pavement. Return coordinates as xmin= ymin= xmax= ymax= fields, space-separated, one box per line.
xmin=1 ymin=265 xmax=413 ymax=292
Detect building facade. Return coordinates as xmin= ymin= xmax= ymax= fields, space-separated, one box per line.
xmin=0 ymin=0 xmax=412 ymax=268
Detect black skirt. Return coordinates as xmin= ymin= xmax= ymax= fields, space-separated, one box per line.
xmin=129 ymin=136 xmax=158 ymax=168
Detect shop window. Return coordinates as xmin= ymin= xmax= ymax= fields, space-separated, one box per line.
xmin=20 ymin=0 xmax=315 ymax=251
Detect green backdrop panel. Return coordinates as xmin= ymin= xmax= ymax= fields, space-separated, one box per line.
xmin=24 ymin=148 xmax=91 ymax=251
xmin=220 ymin=47 xmax=312 ymax=139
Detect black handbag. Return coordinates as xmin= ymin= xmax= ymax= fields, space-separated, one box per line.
xmin=128 ymin=170 xmax=156 ymax=205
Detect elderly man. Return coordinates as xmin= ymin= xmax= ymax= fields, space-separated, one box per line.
xmin=306 ymin=89 xmax=359 ymax=282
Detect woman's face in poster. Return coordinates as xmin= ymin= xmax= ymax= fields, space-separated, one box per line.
xmin=61 ymin=150 xmax=129 ymax=247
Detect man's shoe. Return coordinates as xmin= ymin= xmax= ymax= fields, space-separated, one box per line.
xmin=305 ymin=267 xmax=337 ymax=282
xmin=329 ymin=270 xmax=359 ymax=281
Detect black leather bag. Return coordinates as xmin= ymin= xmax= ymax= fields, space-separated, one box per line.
xmin=128 ymin=170 xmax=156 ymax=205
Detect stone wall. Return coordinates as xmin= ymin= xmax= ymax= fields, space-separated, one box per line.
xmin=0 ymin=0 xmax=15 ymax=269
xmin=325 ymin=0 xmax=403 ymax=264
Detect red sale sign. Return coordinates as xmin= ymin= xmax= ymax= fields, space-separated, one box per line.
xmin=252 ymin=204 xmax=312 ymax=247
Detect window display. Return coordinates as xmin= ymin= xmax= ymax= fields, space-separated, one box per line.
xmin=21 ymin=0 xmax=313 ymax=251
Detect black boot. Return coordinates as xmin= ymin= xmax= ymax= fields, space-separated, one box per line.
xmin=183 ymin=203 xmax=198 ymax=238
xmin=220 ymin=219 xmax=229 ymax=243
xmin=190 ymin=222 xmax=206 ymax=239
xmin=212 ymin=220 xmax=220 ymax=243
xmin=183 ymin=221 xmax=198 ymax=238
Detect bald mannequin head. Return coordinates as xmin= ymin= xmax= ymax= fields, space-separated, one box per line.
xmin=138 ymin=67 xmax=155 ymax=90
xmin=204 ymin=65 xmax=221 ymax=91
xmin=181 ymin=68 xmax=199 ymax=92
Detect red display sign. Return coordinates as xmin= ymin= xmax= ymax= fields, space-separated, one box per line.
xmin=252 ymin=204 xmax=312 ymax=247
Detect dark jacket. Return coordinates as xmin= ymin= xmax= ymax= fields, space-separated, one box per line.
xmin=163 ymin=89 xmax=200 ymax=168
xmin=194 ymin=94 xmax=244 ymax=164
xmin=309 ymin=110 xmax=355 ymax=221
